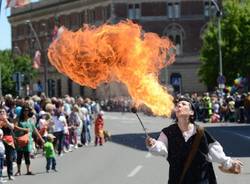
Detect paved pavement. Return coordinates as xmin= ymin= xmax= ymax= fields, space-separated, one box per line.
xmin=6 ymin=112 xmax=250 ymax=184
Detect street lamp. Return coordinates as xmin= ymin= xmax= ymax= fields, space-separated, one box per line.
xmin=26 ymin=20 xmax=48 ymax=96
xmin=211 ymin=0 xmax=224 ymax=88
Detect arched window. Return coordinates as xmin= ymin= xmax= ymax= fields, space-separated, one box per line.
xmin=163 ymin=24 xmax=185 ymax=56
xmin=170 ymin=73 xmax=182 ymax=93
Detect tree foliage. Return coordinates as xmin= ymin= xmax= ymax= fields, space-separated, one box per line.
xmin=199 ymin=1 xmax=250 ymax=89
xmin=0 ymin=50 xmax=38 ymax=95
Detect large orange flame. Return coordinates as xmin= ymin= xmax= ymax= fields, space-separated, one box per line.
xmin=48 ymin=20 xmax=175 ymax=116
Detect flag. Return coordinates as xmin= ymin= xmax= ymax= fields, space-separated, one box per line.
xmin=32 ymin=50 xmax=41 ymax=69
xmin=52 ymin=25 xmax=64 ymax=41
xmin=6 ymin=0 xmax=30 ymax=8
xmin=51 ymin=25 xmax=58 ymax=41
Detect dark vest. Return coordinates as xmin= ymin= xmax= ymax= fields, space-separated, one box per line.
xmin=162 ymin=124 xmax=217 ymax=184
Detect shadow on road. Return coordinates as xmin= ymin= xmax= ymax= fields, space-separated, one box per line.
xmin=206 ymin=125 xmax=250 ymax=157
xmin=110 ymin=125 xmax=250 ymax=157
xmin=110 ymin=132 xmax=160 ymax=151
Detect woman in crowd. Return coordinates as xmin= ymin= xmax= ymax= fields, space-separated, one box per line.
xmin=68 ymin=105 xmax=81 ymax=148
xmin=0 ymin=106 xmax=15 ymax=180
xmin=14 ymin=105 xmax=45 ymax=176
xmin=52 ymin=108 xmax=67 ymax=156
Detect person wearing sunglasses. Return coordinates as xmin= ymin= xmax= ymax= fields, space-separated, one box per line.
xmin=14 ymin=105 xmax=45 ymax=176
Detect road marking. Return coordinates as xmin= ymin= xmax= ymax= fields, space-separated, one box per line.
xmin=127 ymin=165 xmax=143 ymax=177
xmin=145 ymin=153 xmax=152 ymax=158
xmin=105 ymin=116 xmax=136 ymax=121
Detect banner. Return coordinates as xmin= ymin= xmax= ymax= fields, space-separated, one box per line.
xmin=32 ymin=50 xmax=41 ymax=69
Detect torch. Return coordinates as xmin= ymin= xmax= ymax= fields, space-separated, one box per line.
xmin=131 ymin=107 xmax=149 ymax=137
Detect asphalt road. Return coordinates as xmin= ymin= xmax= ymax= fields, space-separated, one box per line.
xmin=6 ymin=112 xmax=250 ymax=184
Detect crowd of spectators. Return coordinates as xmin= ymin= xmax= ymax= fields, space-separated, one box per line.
xmin=99 ymin=92 xmax=250 ymax=124
xmin=99 ymin=97 xmax=132 ymax=112
xmin=0 ymin=90 xmax=249 ymax=182
xmin=177 ymin=91 xmax=250 ymax=124
xmin=0 ymin=93 xmax=102 ymax=182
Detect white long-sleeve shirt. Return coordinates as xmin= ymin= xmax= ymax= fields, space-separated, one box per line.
xmin=148 ymin=125 xmax=233 ymax=169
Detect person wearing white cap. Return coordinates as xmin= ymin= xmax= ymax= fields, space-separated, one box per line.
xmin=38 ymin=111 xmax=50 ymax=139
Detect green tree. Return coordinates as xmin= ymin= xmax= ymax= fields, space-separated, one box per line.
xmin=0 ymin=50 xmax=38 ymax=95
xmin=199 ymin=1 xmax=250 ymax=89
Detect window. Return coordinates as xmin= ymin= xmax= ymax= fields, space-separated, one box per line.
xmin=87 ymin=10 xmax=95 ymax=24
xmin=163 ymin=24 xmax=185 ymax=56
xmin=128 ymin=3 xmax=140 ymax=19
xmin=70 ymin=13 xmax=80 ymax=29
xmin=68 ymin=78 xmax=73 ymax=96
xmin=172 ymin=34 xmax=182 ymax=55
xmin=57 ymin=79 xmax=62 ymax=97
xmin=204 ymin=2 xmax=209 ymax=16
xmin=103 ymin=7 xmax=107 ymax=21
xmin=167 ymin=3 xmax=173 ymax=18
xmin=174 ymin=3 xmax=180 ymax=18
xmin=204 ymin=1 xmax=217 ymax=17
xmin=92 ymin=89 xmax=96 ymax=99
xmin=64 ymin=16 xmax=70 ymax=27
xmin=175 ymin=35 xmax=181 ymax=55
xmin=48 ymin=79 xmax=56 ymax=97
xmin=170 ymin=73 xmax=182 ymax=93
xmin=134 ymin=4 xmax=140 ymax=19
xmin=106 ymin=5 xmax=111 ymax=20
xmin=80 ymin=86 xmax=85 ymax=96
xmin=167 ymin=2 xmax=180 ymax=18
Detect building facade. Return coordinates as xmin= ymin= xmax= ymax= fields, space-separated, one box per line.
xmin=8 ymin=0 xmax=220 ymax=98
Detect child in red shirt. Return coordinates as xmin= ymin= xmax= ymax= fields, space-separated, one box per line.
xmin=94 ymin=111 xmax=104 ymax=146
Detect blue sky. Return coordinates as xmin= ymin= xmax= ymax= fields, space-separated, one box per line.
xmin=0 ymin=0 xmax=11 ymax=50
xmin=0 ymin=0 xmax=39 ymax=50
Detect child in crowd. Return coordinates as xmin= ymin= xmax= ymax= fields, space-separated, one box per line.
xmin=94 ymin=111 xmax=105 ymax=146
xmin=0 ymin=129 xmax=6 ymax=183
xmin=38 ymin=111 xmax=50 ymax=141
xmin=44 ymin=134 xmax=57 ymax=173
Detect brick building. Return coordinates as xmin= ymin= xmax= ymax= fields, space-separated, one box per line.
xmin=8 ymin=0 xmax=220 ymax=98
